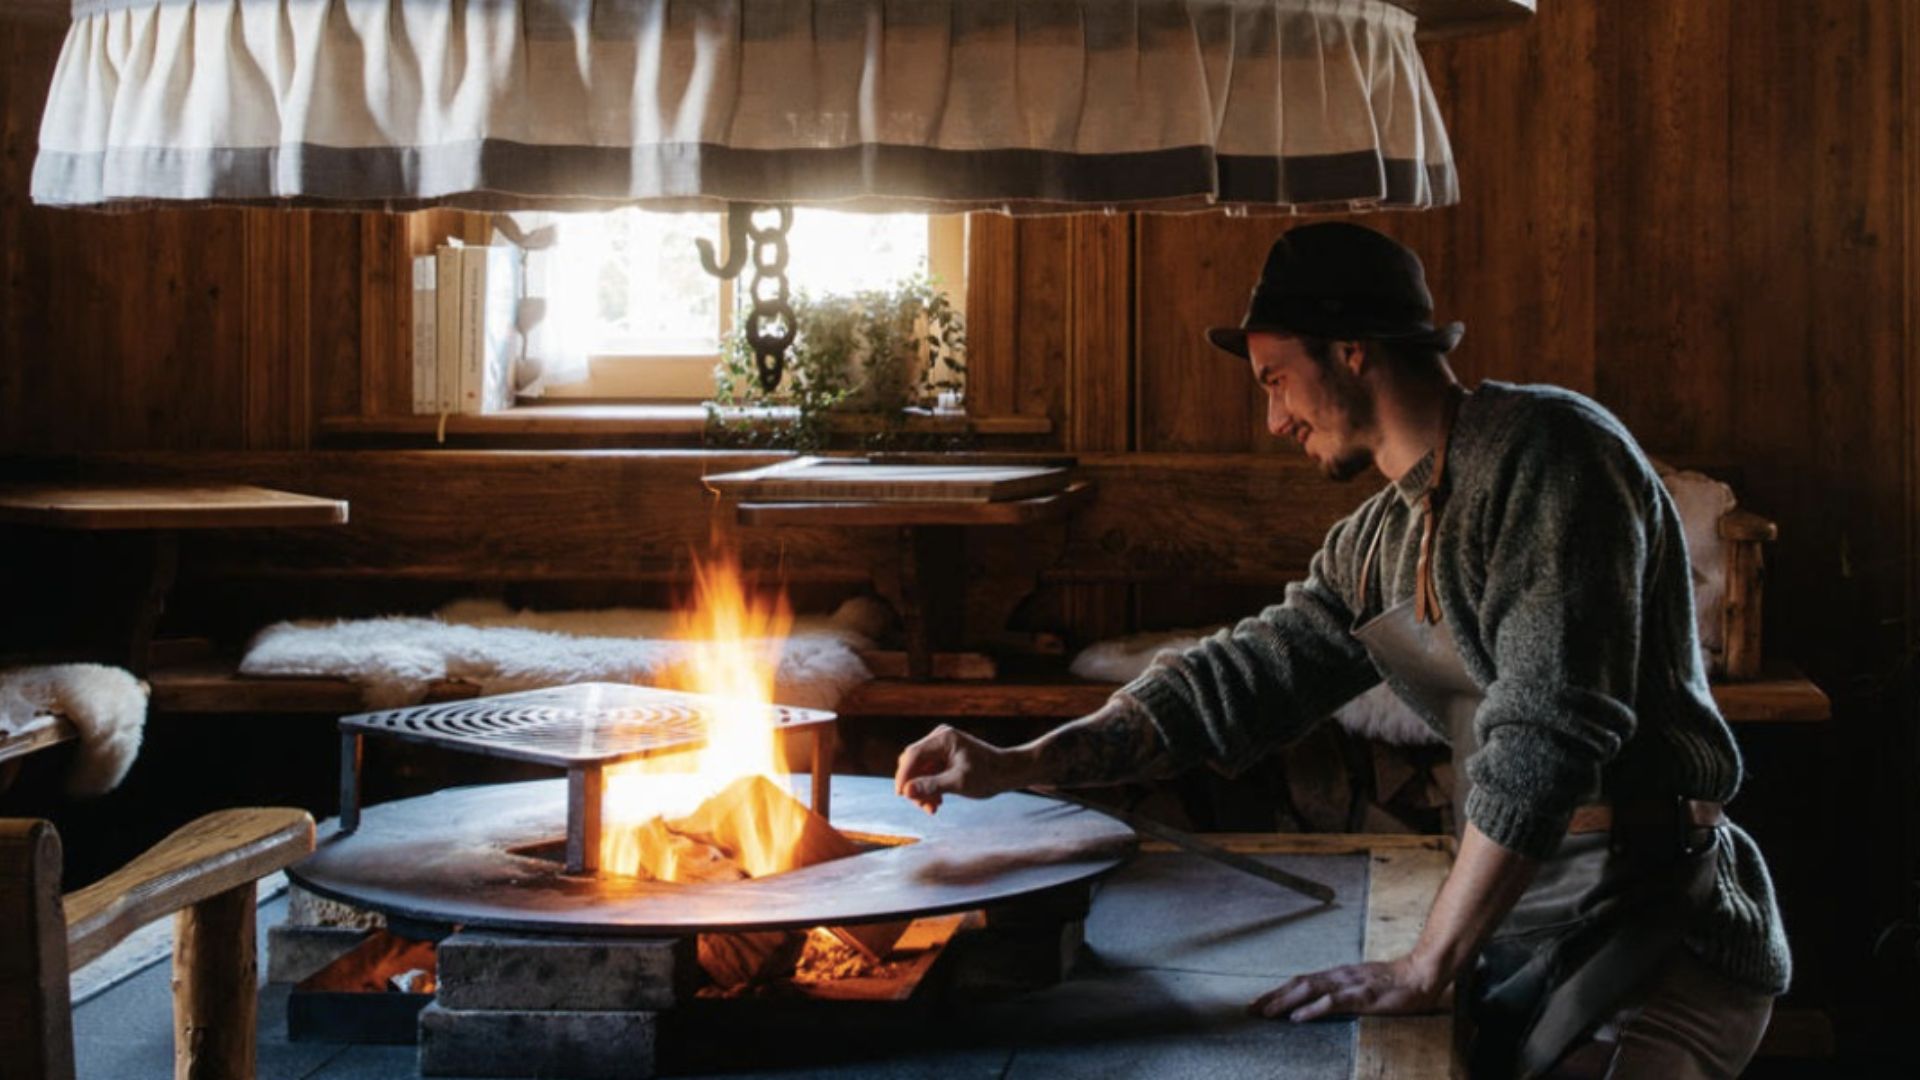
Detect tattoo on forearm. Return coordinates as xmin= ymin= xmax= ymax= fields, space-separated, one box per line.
xmin=1029 ymin=698 xmax=1178 ymax=787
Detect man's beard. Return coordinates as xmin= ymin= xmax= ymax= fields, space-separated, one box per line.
xmin=1315 ymin=357 xmax=1377 ymax=482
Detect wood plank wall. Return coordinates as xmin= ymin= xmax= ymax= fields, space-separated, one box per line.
xmin=2 ymin=0 xmax=1916 ymax=1042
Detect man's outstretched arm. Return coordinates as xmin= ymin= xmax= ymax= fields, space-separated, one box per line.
xmin=894 ymin=697 xmax=1176 ymax=813
xmin=1249 ymin=823 xmax=1540 ymax=1020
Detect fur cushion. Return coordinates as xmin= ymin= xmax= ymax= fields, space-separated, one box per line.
xmin=240 ymin=597 xmax=888 ymax=710
xmin=0 ymin=664 xmax=148 ymax=795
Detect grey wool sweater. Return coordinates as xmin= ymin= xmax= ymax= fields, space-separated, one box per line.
xmin=1122 ymin=381 xmax=1790 ymax=994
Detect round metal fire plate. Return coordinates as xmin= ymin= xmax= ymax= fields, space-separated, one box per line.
xmin=291 ymin=776 xmax=1135 ymax=934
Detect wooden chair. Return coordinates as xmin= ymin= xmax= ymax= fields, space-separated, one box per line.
xmin=0 ymin=808 xmax=315 ymax=1080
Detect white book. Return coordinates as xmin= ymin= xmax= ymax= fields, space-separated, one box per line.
xmin=458 ymin=245 xmax=521 ymax=414
xmin=435 ymin=246 xmax=463 ymax=415
xmin=411 ymin=255 xmax=437 ymax=415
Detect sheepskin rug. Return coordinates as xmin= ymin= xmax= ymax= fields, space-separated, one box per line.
xmin=0 ymin=664 xmax=148 ymax=795
xmin=240 ymin=597 xmax=891 ymax=710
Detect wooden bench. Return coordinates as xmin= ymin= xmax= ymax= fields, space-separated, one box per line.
xmin=142 ymin=662 xmax=1831 ymax=723
xmin=1 ymin=808 xmax=315 ymax=1080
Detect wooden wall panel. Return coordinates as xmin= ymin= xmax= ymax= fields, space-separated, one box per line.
xmin=243 ymin=210 xmax=313 ymax=450
xmin=963 ymin=213 xmax=1019 ymax=420
xmin=309 ymin=213 xmax=366 ymax=421
xmin=1134 ymin=216 xmax=1272 ymax=453
xmin=1013 ymin=217 xmax=1072 ymax=437
xmin=1592 ymin=0 xmax=1736 ymax=455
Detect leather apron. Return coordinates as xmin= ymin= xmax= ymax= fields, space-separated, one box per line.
xmin=1347 ymin=394 xmax=1720 ymax=1079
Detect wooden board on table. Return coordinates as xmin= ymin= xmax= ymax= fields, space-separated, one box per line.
xmin=735 ymin=483 xmax=1091 ymax=528
xmin=0 ymin=484 xmax=348 ymax=530
xmin=705 ymin=458 xmax=1072 ymax=504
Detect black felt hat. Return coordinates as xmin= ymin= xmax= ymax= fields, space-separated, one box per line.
xmin=1206 ymin=222 xmax=1465 ymax=360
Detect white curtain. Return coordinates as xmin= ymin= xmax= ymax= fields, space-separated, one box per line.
xmin=36 ymin=0 xmax=1457 ymax=214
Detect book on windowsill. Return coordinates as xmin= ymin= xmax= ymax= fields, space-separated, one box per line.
xmin=412 ymin=243 xmax=521 ymax=415
xmin=703 ymin=458 xmax=1074 ymax=503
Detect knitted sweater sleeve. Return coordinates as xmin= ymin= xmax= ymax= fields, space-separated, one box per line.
xmin=1462 ymin=410 xmax=1654 ymax=858
xmin=1118 ymin=508 xmax=1384 ymax=774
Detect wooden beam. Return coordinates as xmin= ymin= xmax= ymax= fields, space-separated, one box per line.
xmin=172 ymin=883 xmax=256 ymax=1080
xmin=1357 ymin=844 xmax=1458 ymax=1078
xmin=0 ymin=819 xmax=72 ymax=1080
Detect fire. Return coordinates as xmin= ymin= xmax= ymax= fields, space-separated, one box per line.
xmin=598 ymin=549 xmax=805 ymax=879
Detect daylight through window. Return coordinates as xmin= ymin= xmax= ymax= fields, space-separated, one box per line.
xmin=539 ymin=209 xmax=960 ymax=401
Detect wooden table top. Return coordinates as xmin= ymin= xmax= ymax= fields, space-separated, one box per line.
xmin=0 ymin=483 xmax=348 ymax=530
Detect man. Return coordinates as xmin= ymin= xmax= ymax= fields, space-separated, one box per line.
xmin=894 ymin=223 xmax=1789 ymax=1078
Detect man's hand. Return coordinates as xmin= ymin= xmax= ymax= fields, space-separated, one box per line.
xmin=1248 ymin=955 xmax=1447 ymax=1021
xmin=894 ymin=724 xmax=1032 ymax=813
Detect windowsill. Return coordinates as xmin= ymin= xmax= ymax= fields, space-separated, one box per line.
xmin=317 ymin=404 xmax=1053 ymax=442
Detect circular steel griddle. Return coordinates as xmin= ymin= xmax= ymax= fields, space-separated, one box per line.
xmin=291 ymin=775 xmax=1135 ymax=935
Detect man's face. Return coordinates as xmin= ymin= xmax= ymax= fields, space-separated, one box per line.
xmin=1247 ymin=333 xmax=1376 ymax=481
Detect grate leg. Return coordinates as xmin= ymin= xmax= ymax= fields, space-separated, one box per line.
xmin=566 ymin=765 xmax=604 ymax=875
xmin=810 ymin=726 xmax=835 ymax=821
xmin=338 ymin=732 xmax=363 ymax=834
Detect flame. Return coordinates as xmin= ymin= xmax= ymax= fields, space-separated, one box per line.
xmin=598 ymin=549 xmax=802 ymax=879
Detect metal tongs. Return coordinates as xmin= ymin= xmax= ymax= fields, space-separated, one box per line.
xmin=1034 ymin=787 xmax=1338 ymax=905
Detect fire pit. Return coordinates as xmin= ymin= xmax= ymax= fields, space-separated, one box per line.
xmin=296 ymin=774 xmax=1132 ymax=936
xmin=289 ymin=555 xmax=1133 ymax=1076
xmin=291 ymin=686 xmax=1132 ymax=1078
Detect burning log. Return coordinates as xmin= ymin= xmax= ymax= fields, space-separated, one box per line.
xmin=618 ymin=775 xmax=907 ymax=989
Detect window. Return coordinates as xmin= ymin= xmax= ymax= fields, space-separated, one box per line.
xmin=538 ymin=209 xmax=965 ymax=402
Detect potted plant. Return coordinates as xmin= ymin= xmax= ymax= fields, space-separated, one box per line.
xmin=705 ymin=275 xmax=966 ymax=451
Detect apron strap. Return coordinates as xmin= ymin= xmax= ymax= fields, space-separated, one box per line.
xmin=1415 ymin=387 xmax=1467 ymax=625
xmin=1507 ymin=840 xmax=1720 ymax=1079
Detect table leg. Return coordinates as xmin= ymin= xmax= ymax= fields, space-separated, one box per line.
xmin=897 ymin=525 xmax=965 ymax=680
xmin=125 ymin=530 xmax=178 ymax=676
xmin=810 ymin=726 xmax=836 ymax=822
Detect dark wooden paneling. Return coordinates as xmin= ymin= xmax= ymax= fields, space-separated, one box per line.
xmin=28 ymin=450 xmax=1357 ymax=591
xmin=309 ymin=212 xmax=366 ymax=420
xmin=1013 ymin=216 xmax=1072 ymax=438
xmin=964 ymin=213 xmax=1018 ymax=420
xmin=1592 ymin=0 xmax=1736 ymax=455
xmin=243 ymin=210 xmax=314 ymax=450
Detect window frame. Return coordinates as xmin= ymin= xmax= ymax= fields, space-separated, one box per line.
xmin=539 ymin=213 xmax=967 ymax=404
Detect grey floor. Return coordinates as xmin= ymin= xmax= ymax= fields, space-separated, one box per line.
xmin=72 ymin=852 xmax=1368 ymax=1079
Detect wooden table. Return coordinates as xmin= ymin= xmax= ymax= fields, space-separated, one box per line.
xmin=0 ymin=482 xmax=348 ymax=673
xmin=731 ymin=482 xmax=1094 ymax=680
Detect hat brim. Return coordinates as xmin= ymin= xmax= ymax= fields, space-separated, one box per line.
xmin=1206 ymin=320 xmax=1465 ymax=360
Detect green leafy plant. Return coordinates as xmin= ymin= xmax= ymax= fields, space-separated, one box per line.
xmin=705 ymin=275 xmax=967 ymax=451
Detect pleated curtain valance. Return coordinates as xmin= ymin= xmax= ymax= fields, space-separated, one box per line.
xmin=34 ymin=0 xmax=1459 ymax=214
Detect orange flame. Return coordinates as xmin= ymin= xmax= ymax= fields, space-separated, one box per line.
xmin=598 ymin=549 xmax=801 ymax=879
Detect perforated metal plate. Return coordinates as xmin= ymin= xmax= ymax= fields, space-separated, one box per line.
xmin=340 ymin=682 xmax=835 ymax=769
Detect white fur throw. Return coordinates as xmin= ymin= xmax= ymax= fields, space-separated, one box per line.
xmin=0 ymin=664 xmax=148 ymax=795
xmin=240 ymin=597 xmax=889 ymax=710
xmin=1068 ymin=469 xmax=1740 ymax=748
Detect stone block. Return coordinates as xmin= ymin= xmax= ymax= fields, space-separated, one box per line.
xmin=287 ymin=884 xmax=386 ymax=929
xmin=267 ymin=924 xmax=371 ymax=985
xmin=418 ymin=1002 xmax=657 ymax=1079
xmin=948 ymin=919 xmax=1086 ymax=996
xmin=435 ymin=930 xmax=693 ymax=1011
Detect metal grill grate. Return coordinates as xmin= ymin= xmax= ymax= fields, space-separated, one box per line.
xmin=341 ymin=683 xmax=836 ymax=769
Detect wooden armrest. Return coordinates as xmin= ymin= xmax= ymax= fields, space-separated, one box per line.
xmin=1718 ymin=507 xmax=1779 ymax=543
xmin=63 ymin=807 xmax=314 ymax=970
